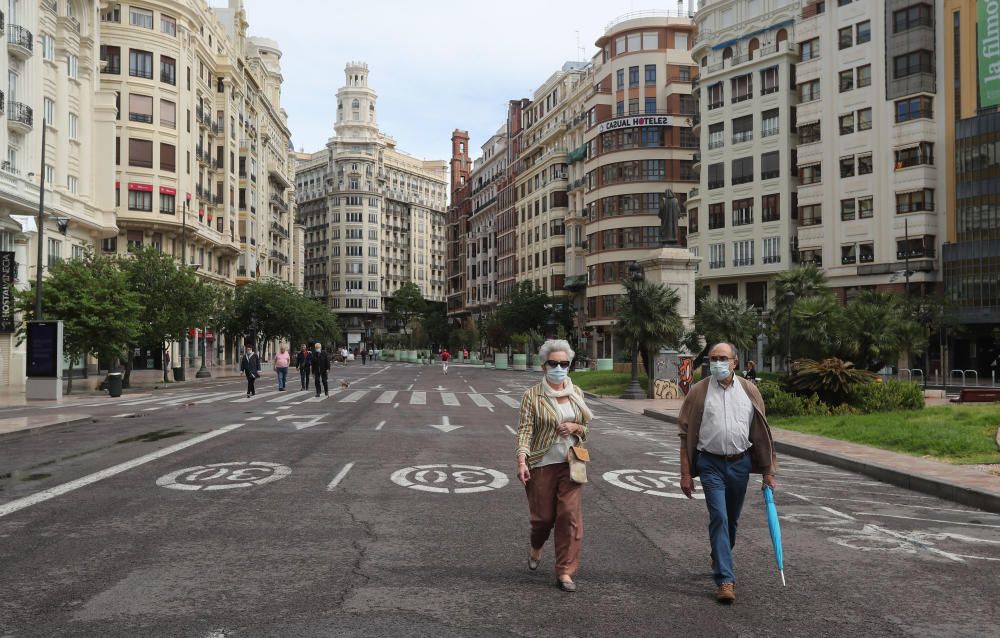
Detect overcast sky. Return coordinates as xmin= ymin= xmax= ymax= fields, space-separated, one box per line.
xmin=238 ymin=0 xmax=691 ymax=162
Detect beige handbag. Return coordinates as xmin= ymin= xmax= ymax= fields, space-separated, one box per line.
xmin=567 ymin=445 xmax=590 ymax=484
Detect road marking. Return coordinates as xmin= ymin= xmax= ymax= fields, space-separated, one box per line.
xmin=410 ymin=392 xmax=426 ymax=405
xmin=340 ymin=390 xmax=369 ymax=403
xmin=0 ymin=424 xmax=245 ymax=519
xmin=375 ymin=390 xmax=397 ymax=403
xmin=247 ymin=416 xmax=263 ymax=421
xmin=468 ymin=385 xmax=477 ymax=393
xmin=189 ymin=392 xmax=243 ymax=405
xmin=303 ymin=390 xmax=342 ymax=402
xmin=276 ymin=414 xmax=326 ymax=430
xmin=603 ymin=469 xmax=705 ymax=500
xmin=375 ymin=420 xmax=386 ymax=431
xmin=392 ymin=402 xmax=399 ymax=408
xmin=495 ymin=395 xmax=520 ymax=408
xmin=406 ymin=384 xmax=414 ymax=391
xmin=326 ymin=462 xmax=355 ymax=491
xmin=230 ymin=391 xmax=279 ymax=403
xmin=469 ymin=394 xmax=493 ymax=409
xmin=853 ymin=513 xmax=1000 ymax=528
xmin=277 ymin=406 xmax=292 ymax=410
xmin=391 ymin=464 xmax=509 ymax=494
xmin=266 ymin=392 xmax=301 ymax=403
xmin=263 ymin=411 xmax=278 ymax=415
xmin=441 ymin=392 xmax=460 ymax=406
xmin=157 ymin=461 xmax=291 ymax=491
xmin=429 ymin=416 xmax=462 ymax=433
xmin=504 ymin=425 xmax=517 ymax=435
xmin=789 ymin=494 xmax=985 ymax=513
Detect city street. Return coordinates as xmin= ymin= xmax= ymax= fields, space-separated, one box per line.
xmin=1 ymin=363 xmax=998 ymax=637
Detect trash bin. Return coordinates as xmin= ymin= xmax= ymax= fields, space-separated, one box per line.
xmin=173 ymin=366 xmax=184 ymax=382
xmin=107 ymin=372 xmax=124 ymax=397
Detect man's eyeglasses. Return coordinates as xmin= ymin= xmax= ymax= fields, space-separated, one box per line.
xmin=708 ymin=356 xmax=732 ymax=363
xmin=546 ymin=360 xmax=571 ymax=369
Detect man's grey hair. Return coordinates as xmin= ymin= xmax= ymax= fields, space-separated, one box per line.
xmin=539 ymin=339 xmax=575 ymax=361
xmin=709 ymin=342 xmax=739 ymax=360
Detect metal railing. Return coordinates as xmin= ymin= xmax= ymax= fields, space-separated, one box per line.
xmin=8 ymin=101 xmax=33 ymax=127
xmin=8 ymin=24 xmax=33 ymax=53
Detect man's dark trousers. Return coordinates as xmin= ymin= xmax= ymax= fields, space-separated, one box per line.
xmin=315 ymin=371 xmax=328 ymax=396
xmin=696 ymin=452 xmax=752 ymax=585
xmin=299 ymin=367 xmax=310 ymax=390
xmin=245 ymin=371 xmax=256 ymax=396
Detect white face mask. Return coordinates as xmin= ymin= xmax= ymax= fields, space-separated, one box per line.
xmin=710 ymin=360 xmax=732 ymax=381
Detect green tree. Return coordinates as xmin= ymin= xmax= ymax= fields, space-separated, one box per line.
xmin=217 ymin=279 xmax=334 ymax=356
xmin=15 ymin=251 xmax=142 ymax=394
xmin=387 ymin=282 xmax=425 ymax=347
xmin=617 ymin=278 xmax=684 ymax=393
xmin=839 ymin=290 xmax=923 ymax=371
xmin=499 ymin=281 xmax=551 ymax=337
xmin=687 ymin=296 xmax=763 ymax=367
xmin=420 ymin=301 xmax=450 ymax=348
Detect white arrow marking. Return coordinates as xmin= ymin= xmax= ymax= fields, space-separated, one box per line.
xmin=497 ymin=388 xmax=510 ymax=393
xmin=371 ymin=384 xmax=383 ymax=389
xmin=434 ymin=385 xmax=447 ymax=391
xmin=429 ymin=416 xmax=463 ymax=433
xmin=276 ymin=414 xmax=326 ymax=430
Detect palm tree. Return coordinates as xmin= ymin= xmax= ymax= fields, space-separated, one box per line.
xmin=841 ymin=290 xmax=923 ymax=371
xmin=688 ymin=296 xmax=763 ymax=367
xmin=617 ymin=278 xmax=684 ymax=395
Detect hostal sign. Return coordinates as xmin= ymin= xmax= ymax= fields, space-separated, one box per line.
xmin=597 ymin=115 xmax=676 ymax=134
xmin=0 ymin=252 xmax=16 ymax=333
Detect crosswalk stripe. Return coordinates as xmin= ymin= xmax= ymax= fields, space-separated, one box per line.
xmin=230 ymin=391 xmax=279 ymax=403
xmin=266 ymin=392 xmax=302 ymax=403
xmin=303 ymin=389 xmax=343 ymax=402
xmin=495 ymin=394 xmax=521 ymax=408
xmin=375 ymin=390 xmax=397 ymax=404
xmin=116 ymin=393 xmax=197 ymax=407
xmin=441 ymin=392 xmax=460 ymax=406
xmin=410 ymin=391 xmax=426 ymax=405
xmin=189 ymin=392 xmax=241 ymax=405
xmin=340 ymin=390 xmax=368 ymax=403
xmin=469 ymin=393 xmax=493 ymax=409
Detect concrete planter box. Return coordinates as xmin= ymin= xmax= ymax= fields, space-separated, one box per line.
xmin=512 ymin=354 xmax=528 ymax=371
xmin=494 ymin=354 xmax=509 ymax=370
xmin=597 ymin=358 xmax=614 ymax=371
xmin=408 ymin=350 xmax=418 ymax=363
xmin=529 ymin=354 xmax=542 ymax=370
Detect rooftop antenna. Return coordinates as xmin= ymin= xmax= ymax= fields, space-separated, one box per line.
xmin=575 ymin=30 xmax=585 ymax=61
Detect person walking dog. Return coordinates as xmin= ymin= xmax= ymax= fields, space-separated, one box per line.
xmin=515 ymin=339 xmax=594 ymax=592
xmin=273 ymin=345 xmax=290 ymax=391
xmin=295 ymin=343 xmax=312 ymax=391
xmin=678 ymin=342 xmax=777 ymax=603
xmin=311 ymin=342 xmax=330 ymax=397
xmin=239 ymin=344 xmax=261 ymax=397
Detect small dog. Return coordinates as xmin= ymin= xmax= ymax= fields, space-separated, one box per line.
xmin=340 ymin=380 xmax=350 ymax=390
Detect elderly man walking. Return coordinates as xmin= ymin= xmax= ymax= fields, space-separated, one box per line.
xmin=678 ymin=342 xmax=777 ymax=603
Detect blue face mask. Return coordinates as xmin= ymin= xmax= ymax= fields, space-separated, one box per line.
xmin=546 ymin=366 xmax=568 ymax=384
xmin=710 ymin=361 xmax=732 ymax=381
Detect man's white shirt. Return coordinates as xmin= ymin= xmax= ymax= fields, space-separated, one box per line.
xmin=698 ymin=376 xmax=754 ymax=456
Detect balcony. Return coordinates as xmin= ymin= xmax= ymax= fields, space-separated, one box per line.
xmin=7 ymin=25 xmax=32 ymax=58
xmin=270 ymin=221 xmax=289 ymax=238
xmin=7 ymin=101 xmax=33 ymax=132
xmin=732 ymin=131 xmax=753 ymax=145
xmin=897 ymin=247 xmax=936 ymax=260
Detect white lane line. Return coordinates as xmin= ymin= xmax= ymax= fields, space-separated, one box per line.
xmin=266 ymin=392 xmax=301 ymax=403
xmin=392 ymin=403 xmax=400 ymax=408
xmin=303 ymin=390 xmax=342 ymax=402
xmin=230 ymin=391 xmax=279 ymax=403
xmin=854 ymin=513 xmax=1000 ymax=528
xmin=406 ymin=384 xmax=414 ymax=391
xmin=375 ymin=390 xmax=397 ymax=404
xmin=410 ymin=392 xmax=426 ymax=405
xmin=247 ymin=416 xmax=264 ymax=421
xmin=789 ymin=494 xmax=995 ymax=514
xmin=146 ymin=407 xmax=162 ymax=412
xmin=375 ymin=420 xmax=386 ymax=431
xmin=277 ymin=406 xmax=292 ymax=411
xmin=190 ymin=392 xmax=244 ymax=405
xmin=504 ymin=425 xmax=517 ymax=435
xmin=263 ymin=411 xmax=278 ymax=415
xmin=468 ymin=385 xmax=477 ymax=393
xmin=441 ymin=392 xmax=460 ymax=406
xmin=469 ymin=394 xmax=494 ymax=409
xmin=340 ymin=390 xmax=369 ymax=403
xmin=0 ymin=424 xmax=245 ymax=519
xmin=495 ymin=395 xmax=521 ymax=408
xmin=326 ymin=462 xmax=355 ymax=491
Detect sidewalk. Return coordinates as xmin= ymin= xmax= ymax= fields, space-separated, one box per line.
xmin=594 ymin=395 xmax=1000 ymax=515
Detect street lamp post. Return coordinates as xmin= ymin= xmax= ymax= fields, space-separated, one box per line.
xmin=196 ymin=326 xmax=212 ymax=378
xmin=175 ymin=195 xmax=190 ymax=381
xmin=621 ymin=262 xmax=646 ymax=399
xmin=784 ymin=290 xmax=796 ymax=373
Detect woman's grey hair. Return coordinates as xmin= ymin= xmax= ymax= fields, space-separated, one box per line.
xmin=539 ymin=339 xmax=575 ymax=362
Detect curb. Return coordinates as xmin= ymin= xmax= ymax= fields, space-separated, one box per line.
xmin=641 ymin=409 xmax=1000 ymax=515
xmin=0 ymin=414 xmax=95 ymax=439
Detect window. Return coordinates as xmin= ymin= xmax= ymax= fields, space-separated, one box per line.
xmin=762 ymin=194 xmax=780 ymax=222
xmin=896 ymin=189 xmax=934 ymax=213
xmin=761 ymin=66 xmax=779 ymax=95
xmin=733 ymin=240 xmax=754 ymax=267
xmin=894 ymin=3 xmax=933 ymax=32
xmin=160 ymin=99 xmax=176 ymax=128
xmin=708 ymin=163 xmax=724 ymax=189
xmin=101 ymin=237 xmax=118 ymax=253
xmin=799 ymin=79 xmax=820 ymax=102
xmin=44 ymin=98 xmax=55 ymax=125
xmin=47 ymin=239 xmax=63 ymax=267
xmin=799 ymin=204 xmax=822 ymax=227
xmin=101 ymin=4 xmax=121 ymax=22
xmin=644 ymin=31 xmax=659 ymax=49
xmin=857 ymin=107 xmax=872 ymax=131
xmin=628 ymin=98 xmax=639 ymax=115
xmin=858 ymin=197 xmax=874 ymax=219
xmin=841 ymin=198 xmax=856 ymax=221
xmin=763 ymin=236 xmax=781 ymax=263
xmin=160 ymin=193 xmax=175 ymax=214
xmin=129 ymin=7 xmax=153 ymax=28
xmin=160 ymin=143 xmax=175 ymax=172
xmin=732 ymin=115 xmax=753 ymax=144
xmin=129 ymin=49 xmax=153 ymax=79
xmin=709 ymin=203 xmax=725 ymax=229
xmin=128 ymin=94 xmax=153 ymax=123
xmin=840 ymin=155 xmax=856 ymax=177
xmin=841 ymin=244 xmax=857 ymax=264
xmin=617 ymin=69 xmax=624 ymax=89
xmin=800 ymin=38 xmax=820 ymax=61
xmin=857 ymin=64 xmax=872 ymax=87
xmin=856 ymin=20 xmax=871 ymax=44
xmin=128 ymin=189 xmax=153 ymax=211
xmin=67 ymin=175 xmax=78 ymax=194
xmin=644 ymin=64 xmax=656 ymax=84
xmin=129 ymin=139 xmax=153 ymax=168
xmin=732 ymin=156 xmax=753 ymax=184
xmin=839 ymin=69 xmax=854 ymax=92
xmin=798 ymin=121 xmax=821 ymax=144
xmin=708 ymin=123 xmax=725 ymax=149
xmin=67 ymin=54 xmax=79 ymax=79
xmin=42 ymin=34 xmax=56 ymax=61
xmin=858 ymin=242 xmax=874 ymax=263
xmin=894 ymin=50 xmax=933 ymax=79
xmin=100 ymin=45 xmax=121 ymax=74
xmin=673 ymin=33 xmax=688 ymax=50
xmin=629 ymin=66 xmax=639 ymax=87
xmin=895 ymin=95 xmax=933 ymax=122
xmin=160 ymin=55 xmax=176 ymax=85
xmin=857 ymin=153 xmax=873 ymax=175
xmin=616 ymin=100 xmax=625 ymax=116
xmin=895 ymin=142 xmax=934 ymax=169
xmin=161 ymin=14 xmax=177 ymax=36
xmin=761 ymin=109 xmax=779 ymax=137
xmin=761 ymin=151 xmax=780 ymax=180
xmin=731 ymin=74 xmax=752 ymax=103
xmin=644 ymin=97 xmax=657 ymax=113
xmin=839 ymin=26 xmax=853 ymax=49
xmin=68 ymin=113 xmax=78 ymax=139
xmin=708 ymin=83 xmax=724 ymax=109
xmin=800 ymin=163 xmax=822 ymax=185
xmin=687 ymin=208 xmax=699 ymax=233
xmin=732 ymin=198 xmax=753 ymax=226
xmin=709 ymin=243 xmax=726 ymax=269
xmin=44 ymin=164 xmax=55 ymax=184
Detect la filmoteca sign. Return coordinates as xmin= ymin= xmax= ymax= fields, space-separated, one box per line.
xmin=0 ymin=251 xmax=15 ymax=333
xmin=597 ymin=115 xmax=678 ymax=133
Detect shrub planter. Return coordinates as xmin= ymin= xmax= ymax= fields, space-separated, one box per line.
xmin=597 ymin=358 xmax=614 ymax=371
xmin=495 ymin=353 xmax=509 ymax=370
xmin=529 ymin=354 xmax=542 ymax=370
xmin=512 ymin=354 xmax=528 ymax=371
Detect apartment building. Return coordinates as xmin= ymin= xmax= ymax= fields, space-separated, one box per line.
xmin=0 ymin=0 xmax=118 ymax=390
xmin=942 ymin=0 xmax=1000 ymax=374
xmin=295 ymin=62 xmax=448 ymax=345
xmin=583 ymin=12 xmax=698 ymax=359
xmin=446 ymin=129 xmax=470 ymax=319
xmin=496 ymin=98 xmax=529 ymax=306
xmin=465 ymin=126 xmax=507 ymax=318
xmin=688 ymin=0 xmax=800 ymax=317
xmin=794 ymin=0 xmax=944 ymax=300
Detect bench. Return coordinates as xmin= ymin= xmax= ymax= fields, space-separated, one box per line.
xmin=951 ymin=388 xmax=1000 ymax=403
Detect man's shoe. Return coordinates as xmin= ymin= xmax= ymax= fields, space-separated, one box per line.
xmin=716 ymin=582 xmax=735 ymax=603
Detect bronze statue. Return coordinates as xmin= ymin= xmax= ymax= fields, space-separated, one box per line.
xmin=658 ymin=188 xmax=681 ymax=246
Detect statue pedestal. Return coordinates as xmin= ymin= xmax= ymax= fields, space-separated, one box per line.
xmin=639 ymin=247 xmax=700 ymax=328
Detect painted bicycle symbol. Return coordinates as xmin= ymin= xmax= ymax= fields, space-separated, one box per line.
xmin=156 ymin=461 xmax=291 ymax=491
xmin=390 ymin=464 xmax=509 ymax=494
xmin=603 ymin=469 xmax=705 ymax=500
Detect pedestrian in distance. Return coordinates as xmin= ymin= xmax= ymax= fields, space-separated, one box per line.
xmin=295 ymin=343 xmax=312 ymax=391
xmin=239 ymin=344 xmax=261 ymax=397
xmin=361 ymin=345 xmax=368 ymax=365
xmin=311 ymin=342 xmax=331 ymax=397
xmin=744 ymin=360 xmax=757 ymax=383
xmin=515 ymin=339 xmax=594 ymax=593
xmin=274 ymin=345 xmax=290 ymax=391
xmin=678 ymin=342 xmax=777 ymax=604
xmin=440 ymin=348 xmax=450 ymax=374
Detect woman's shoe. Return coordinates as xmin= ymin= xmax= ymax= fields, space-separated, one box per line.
xmin=556 ymin=579 xmax=577 ymax=593
xmin=528 ymin=556 xmax=540 ymax=571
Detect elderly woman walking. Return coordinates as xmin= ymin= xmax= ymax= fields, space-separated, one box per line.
xmin=515 ymin=339 xmax=594 ymax=592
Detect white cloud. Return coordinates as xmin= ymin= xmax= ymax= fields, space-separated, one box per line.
xmin=238 ymin=0 xmax=676 ymax=160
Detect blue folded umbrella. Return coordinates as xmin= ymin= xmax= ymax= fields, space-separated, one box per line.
xmin=763 ymin=486 xmax=786 ymax=586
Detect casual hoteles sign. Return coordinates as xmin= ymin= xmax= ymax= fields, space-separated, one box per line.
xmin=597 ymin=115 xmax=677 ymax=133
xmin=0 ymin=252 xmax=16 ymax=333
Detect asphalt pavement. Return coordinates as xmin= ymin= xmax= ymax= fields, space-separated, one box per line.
xmin=1 ymin=363 xmax=998 ymax=637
